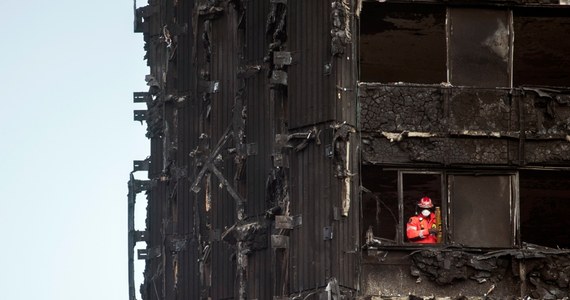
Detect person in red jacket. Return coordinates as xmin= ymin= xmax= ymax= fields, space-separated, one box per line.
xmin=406 ymin=196 xmax=438 ymax=244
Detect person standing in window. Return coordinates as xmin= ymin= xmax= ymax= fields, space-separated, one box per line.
xmin=406 ymin=196 xmax=438 ymax=244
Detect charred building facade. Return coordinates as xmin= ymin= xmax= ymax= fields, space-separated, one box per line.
xmin=127 ymin=0 xmax=570 ymax=299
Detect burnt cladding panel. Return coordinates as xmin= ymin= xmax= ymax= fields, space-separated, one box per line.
xmin=247 ymin=248 xmax=272 ymax=299
xmin=177 ymin=108 xmax=201 ymax=300
xmin=181 ymin=240 xmax=201 ymax=299
xmin=519 ymin=92 xmax=570 ymax=165
xmin=175 ymin=0 xmax=196 ymax=237
xmin=243 ymin=1 xmax=273 ymax=299
xmin=335 ymin=7 xmax=357 ymax=127
xmin=150 ymin=137 xmax=164 ymax=178
xmin=210 ymin=6 xmax=239 ymax=299
xmin=176 ymin=0 xmax=195 ymax=93
xmin=175 ymin=93 xmax=202 ymax=297
xmin=146 ymin=176 xmax=166 ymax=300
xmin=290 ymin=125 xmax=334 ymax=292
xmin=174 ymin=0 xmax=200 ymax=298
xmin=358 ymin=84 xmax=444 ymax=133
xmin=332 ymin=133 xmax=359 ymax=289
xmin=245 ymin=1 xmax=271 ymax=218
xmin=210 ymin=2 xmax=238 ymax=236
xmin=165 ymin=0 xmax=177 ymax=95
xmin=288 ymin=0 xmax=335 ymax=129
xmin=143 ymin=0 xmax=167 ymax=295
xmin=164 ymin=2 xmax=179 ymax=297
xmin=210 ymin=184 xmax=236 ymax=300
xmin=211 ymin=241 xmax=236 ymax=300
xmin=449 ymin=88 xmax=512 ymax=132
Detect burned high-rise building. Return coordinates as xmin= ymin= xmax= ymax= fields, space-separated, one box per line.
xmin=127 ymin=0 xmax=570 ymax=299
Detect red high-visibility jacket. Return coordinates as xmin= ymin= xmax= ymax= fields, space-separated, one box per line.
xmin=406 ymin=213 xmax=437 ymax=244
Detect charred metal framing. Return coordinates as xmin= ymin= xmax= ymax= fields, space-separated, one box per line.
xmin=128 ymin=0 xmax=570 ymax=299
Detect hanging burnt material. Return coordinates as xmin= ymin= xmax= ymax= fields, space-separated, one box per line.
xmin=332 ymin=123 xmax=355 ymax=177
xmin=265 ymin=0 xmax=287 ymax=84
xmin=275 ymin=127 xmax=321 ymax=153
xmin=265 ymin=167 xmax=288 ymax=218
xmin=199 ymin=19 xmax=217 ymax=122
xmin=198 ymin=0 xmax=225 ymax=17
xmin=331 ymin=0 xmax=351 ymax=56
xmin=331 ymin=123 xmax=356 ymax=217
xmin=144 ymin=75 xmax=165 ymax=139
xmin=233 ymin=1 xmax=259 ymax=184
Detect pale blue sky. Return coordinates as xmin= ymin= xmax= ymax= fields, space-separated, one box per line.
xmin=0 ymin=1 xmax=149 ymax=299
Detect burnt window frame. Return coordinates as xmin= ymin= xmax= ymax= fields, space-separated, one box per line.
xmin=398 ymin=170 xmax=447 ymax=246
xmin=446 ymin=171 xmax=519 ymax=249
xmin=358 ymin=2 xmax=514 ymax=87
xmin=358 ymin=2 xmax=448 ymax=84
xmin=512 ymin=7 xmax=570 ymax=87
xmin=519 ymin=169 xmax=570 ymax=249
xmin=359 ymin=2 xmax=570 ymax=88
xmin=363 ymin=168 xmax=520 ymax=249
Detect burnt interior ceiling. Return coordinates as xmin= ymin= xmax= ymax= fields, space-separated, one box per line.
xmin=359 ymin=3 xmax=446 ymax=83
xmin=520 ymin=170 xmax=570 ymax=249
xmin=513 ymin=8 xmax=570 ymax=87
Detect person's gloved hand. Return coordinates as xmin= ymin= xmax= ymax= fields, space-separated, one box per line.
xmin=428 ymin=228 xmax=438 ymax=235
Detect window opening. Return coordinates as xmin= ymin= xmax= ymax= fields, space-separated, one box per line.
xmin=361 ymin=167 xmax=444 ymax=246
xmin=449 ymin=174 xmax=516 ymax=248
xmin=520 ymin=170 xmax=570 ymax=249
xmin=448 ymin=8 xmax=511 ymax=88
xmin=513 ymin=8 xmax=570 ymax=87
xmin=359 ymin=3 xmax=447 ymax=83
xmin=401 ymin=172 xmax=443 ymax=245
xmin=362 ymin=167 xmax=398 ymax=245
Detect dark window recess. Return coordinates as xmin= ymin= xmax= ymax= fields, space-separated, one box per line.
xmin=449 ymin=175 xmax=514 ymax=248
xmin=448 ymin=8 xmax=511 ymax=88
xmin=513 ymin=9 xmax=570 ymax=87
xmin=359 ymin=3 xmax=446 ymax=83
xmin=402 ymin=173 xmax=442 ymax=244
xmin=362 ymin=167 xmax=398 ymax=245
xmin=520 ymin=170 xmax=570 ymax=249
